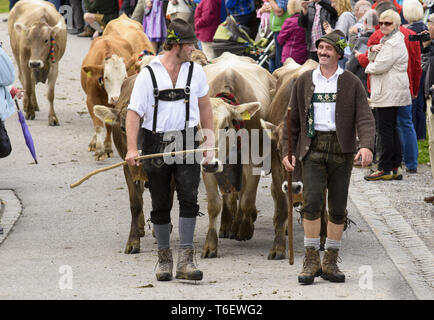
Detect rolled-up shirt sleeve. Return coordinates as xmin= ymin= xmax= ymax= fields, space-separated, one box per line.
xmin=127 ymin=70 xmax=151 ymax=119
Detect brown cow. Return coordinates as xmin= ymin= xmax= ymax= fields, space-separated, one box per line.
xmin=102 ymin=13 xmax=155 ymax=71
xmin=81 ymin=35 xmax=137 ymax=160
xmin=8 ymin=0 xmax=67 ymax=125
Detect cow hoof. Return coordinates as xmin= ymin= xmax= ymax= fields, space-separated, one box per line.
xmin=219 ymin=230 xmax=230 ymax=238
xmin=201 ymin=249 xmax=218 ymax=259
xmin=124 ymin=245 xmax=140 ymax=254
xmin=48 ymin=116 xmax=59 ymax=126
xmin=236 ymin=223 xmax=254 ymax=241
xmin=94 ymin=152 xmax=107 ymax=161
xmin=229 ymin=232 xmax=237 ymax=239
xmin=267 ymin=252 xmax=286 ymax=260
xmin=25 ymin=113 xmax=35 ymax=120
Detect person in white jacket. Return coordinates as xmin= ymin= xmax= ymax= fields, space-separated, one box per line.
xmin=364 ymin=9 xmax=412 ymax=181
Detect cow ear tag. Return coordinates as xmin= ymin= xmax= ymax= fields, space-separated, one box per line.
xmin=87 ymin=71 xmax=92 ymax=78
xmin=104 ymin=118 xmax=113 ymax=124
xmin=241 ymin=111 xmax=251 ymax=120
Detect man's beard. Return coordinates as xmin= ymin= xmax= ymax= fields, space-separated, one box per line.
xmin=176 ymin=45 xmax=190 ymax=62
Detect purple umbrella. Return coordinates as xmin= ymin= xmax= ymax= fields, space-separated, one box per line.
xmin=14 ymin=99 xmax=37 ymax=164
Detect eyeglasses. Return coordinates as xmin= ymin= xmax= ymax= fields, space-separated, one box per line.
xmin=378 ymin=21 xmax=393 ymax=26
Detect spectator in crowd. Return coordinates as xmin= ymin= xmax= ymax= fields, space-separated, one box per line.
xmin=372 ymin=0 xmax=408 ymax=24
xmin=132 ymin=0 xmax=167 ymax=53
xmin=333 ymin=0 xmax=355 ymax=38
xmin=121 ymin=0 xmax=138 ymax=16
xmin=299 ymin=0 xmax=338 ymax=62
xmin=69 ymin=0 xmax=85 ymax=34
xmin=427 ymin=13 xmax=434 ymax=96
xmin=346 ymin=9 xmax=378 ymax=93
xmin=166 ymin=0 xmax=195 ymax=29
xmin=268 ymin=0 xmax=290 ymax=71
xmin=195 ymin=0 xmax=221 ymax=60
xmin=364 ymin=9 xmax=412 ymax=181
xmin=256 ymin=0 xmax=271 ymax=40
xmin=277 ymin=0 xmax=308 ymax=65
xmin=348 ymin=0 xmax=375 ymax=46
xmin=225 ymin=0 xmax=259 ymax=39
xmin=403 ymin=0 xmax=429 ymax=140
xmin=78 ymin=0 xmax=119 ymax=39
xmin=356 ymin=2 xmax=421 ymax=173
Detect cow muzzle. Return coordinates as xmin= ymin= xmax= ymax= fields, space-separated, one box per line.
xmin=201 ymin=158 xmax=223 ymax=173
xmin=282 ymin=181 xmax=303 ymax=195
xmin=109 ymin=96 xmax=119 ymax=105
xmin=29 ymin=60 xmax=44 ymax=69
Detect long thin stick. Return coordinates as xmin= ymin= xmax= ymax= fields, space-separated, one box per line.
xmin=287 ymin=107 xmax=294 ymax=265
xmin=70 ymin=148 xmax=218 ymax=189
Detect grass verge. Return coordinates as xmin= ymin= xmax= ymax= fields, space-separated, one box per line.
xmin=0 ymin=0 xmax=8 ymax=13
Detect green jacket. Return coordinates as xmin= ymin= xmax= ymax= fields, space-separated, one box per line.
xmin=270 ymin=10 xmax=291 ymax=33
xmin=84 ymin=0 xmax=119 ymax=25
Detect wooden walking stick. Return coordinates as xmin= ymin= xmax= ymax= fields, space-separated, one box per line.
xmin=70 ymin=147 xmax=218 ymax=189
xmin=287 ymin=106 xmax=294 ymax=265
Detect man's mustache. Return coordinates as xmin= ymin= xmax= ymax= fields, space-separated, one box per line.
xmin=318 ymin=55 xmax=330 ymax=58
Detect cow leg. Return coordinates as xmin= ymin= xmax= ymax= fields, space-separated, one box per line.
xmin=86 ymin=97 xmax=107 ymax=160
xmin=22 ymin=64 xmax=36 ymax=120
xmin=104 ymin=122 xmax=114 ymax=158
xmin=268 ymin=161 xmax=288 ymax=260
xmin=201 ymin=173 xmax=222 ymax=258
xmin=123 ymin=166 xmax=145 ymax=254
xmin=236 ymin=170 xmax=260 ymax=241
xmin=219 ymin=192 xmax=236 ymax=238
xmin=46 ymin=63 xmax=59 ymax=126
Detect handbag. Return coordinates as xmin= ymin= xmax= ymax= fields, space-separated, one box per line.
xmin=0 ymin=120 xmax=12 ymax=158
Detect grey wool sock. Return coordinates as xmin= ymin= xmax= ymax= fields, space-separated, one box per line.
xmin=304 ymin=237 xmax=320 ymax=251
xmin=154 ymin=223 xmax=171 ymax=249
xmin=325 ymin=238 xmax=341 ymax=250
xmin=179 ymin=217 xmax=196 ymax=249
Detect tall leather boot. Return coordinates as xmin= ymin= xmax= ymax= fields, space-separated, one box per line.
xmin=176 ymin=247 xmax=203 ymax=281
xmin=298 ymin=247 xmax=322 ymax=285
xmin=155 ymin=248 xmax=173 ymax=281
xmin=321 ymin=248 xmax=345 ymax=282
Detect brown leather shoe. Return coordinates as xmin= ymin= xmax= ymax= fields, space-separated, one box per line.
xmin=321 ymin=248 xmax=345 ymax=282
xmin=298 ymin=247 xmax=322 ymax=285
xmin=77 ymin=26 xmax=94 ymax=38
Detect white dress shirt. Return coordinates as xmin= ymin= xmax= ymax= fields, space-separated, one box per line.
xmin=312 ymin=65 xmax=343 ymax=132
xmin=128 ymin=56 xmax=209 ymax=132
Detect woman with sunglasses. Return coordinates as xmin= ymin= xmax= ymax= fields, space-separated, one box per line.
xmin=364 ymin=9 xmax=412 ymax=181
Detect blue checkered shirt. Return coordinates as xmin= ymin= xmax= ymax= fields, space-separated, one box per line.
xmin=275 ymin=0 xmax=288 ymax=9
xmin=225 ymin=0 xmax=256 ymax=16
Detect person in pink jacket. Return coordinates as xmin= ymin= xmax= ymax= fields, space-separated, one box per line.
xmin=194 ymin=0 xmax=221 ymax=60
xmin=277 ymin=0 xmax=308 ymax=65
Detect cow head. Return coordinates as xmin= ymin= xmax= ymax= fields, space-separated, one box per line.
xmin=259 ymin=119 xmax=303 ymax=201
xmin=201 ymin=98 xmax=261 ymax=191
xmin=83 ymin=54 xmax=135 ymax=105
xmin=14 ymin=19 xmax=64 ymax=69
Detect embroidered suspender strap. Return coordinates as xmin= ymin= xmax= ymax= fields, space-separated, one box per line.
xmin=306 ymin=92 xmax=337 ymax=138
xmin=184 ymin=61 xmax=194 ymax=130
xmin=145 ymin=65 xmax=159 ymax=133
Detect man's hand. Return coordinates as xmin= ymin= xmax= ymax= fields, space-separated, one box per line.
xmin=354 ymin=147 xmax=373 ymax=168
xmin=282 ymin=155 xmax=296 ymax=172
xmin=349 ymin=25 xmax=359 ymax=34
xmin=125 ymin=149 xmax=140 ymax=167
xmin=301 ymin=1 xmax=311 ymax=14
xmin=146 ymin=0 xmax=153 ymax=8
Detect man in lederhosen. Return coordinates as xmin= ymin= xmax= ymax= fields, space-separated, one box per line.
xmin=125 ymin=19 xmax=214 ymax=281
xmin=280 ymin=30 xmax=375 ymax=285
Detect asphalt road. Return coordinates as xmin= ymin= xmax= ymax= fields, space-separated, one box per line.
xmin=0 ymin=14 xmax=431 ymax=300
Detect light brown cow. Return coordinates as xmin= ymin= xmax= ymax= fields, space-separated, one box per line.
xmin=102 ymin=13 xmax=155 ymax=71
xmin=201 ymin=52 xmax=276 ymax=259
xmin=81 ymin=35 xmax=137 ymax=160
xmin=8 ymin=0 xmax=67 ymax=125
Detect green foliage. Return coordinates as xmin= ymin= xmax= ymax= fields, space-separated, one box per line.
xmin=418 ymin=134 xmax=430 ymax=164
xmin=0 ymin=0 xmax=8 ymax=13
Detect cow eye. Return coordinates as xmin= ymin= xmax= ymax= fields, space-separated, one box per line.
xmin=45 ymin=39 xmax=48 ymax=43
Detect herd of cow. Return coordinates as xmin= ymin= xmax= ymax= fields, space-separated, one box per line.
xmin=7 ymin=0 xmax=329 ymax=260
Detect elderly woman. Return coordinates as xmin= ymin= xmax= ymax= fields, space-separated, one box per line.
xmin=364 ymin=9 xmax=412 ymax=181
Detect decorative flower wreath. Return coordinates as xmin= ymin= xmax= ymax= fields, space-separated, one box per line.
xmin=167 ymin=29 xmax=180 ymax=43
xmin=336 ymin=37 xmax=353 ymax=51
